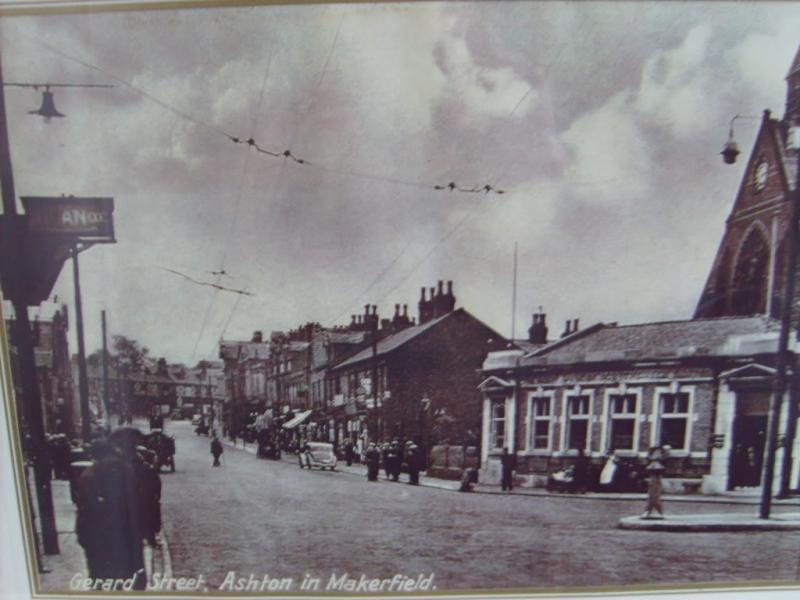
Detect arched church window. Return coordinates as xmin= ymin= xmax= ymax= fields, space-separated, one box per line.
xmin=731 ymin=228 xmax=770 ymax=316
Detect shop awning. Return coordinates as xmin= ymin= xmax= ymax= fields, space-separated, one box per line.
xmin=282 ymin=410 xmax=312 ymax=429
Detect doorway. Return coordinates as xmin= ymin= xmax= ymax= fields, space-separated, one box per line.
xmin=728 ymin=391 xmax=769 ymax=489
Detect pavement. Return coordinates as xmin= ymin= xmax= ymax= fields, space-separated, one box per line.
xmin=619 ymin=512 xmax=800 ymax=532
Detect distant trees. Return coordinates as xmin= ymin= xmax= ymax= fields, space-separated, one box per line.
xmin=112 ymin=335 xmax=150 ymax=375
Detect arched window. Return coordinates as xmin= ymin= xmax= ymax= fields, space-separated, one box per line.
xmin=731 ymin=228 xmax=770 ymax=315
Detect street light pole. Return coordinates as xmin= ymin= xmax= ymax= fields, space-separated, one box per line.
xmin=725 ymin=115 xmax=800 ymax=518
xmin=760 ymin=123 xmax=800 ymax=516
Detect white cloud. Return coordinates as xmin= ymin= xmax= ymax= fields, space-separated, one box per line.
xmin=434 ymin=29 xmax=537 ymax=122
xmin=635 ymin=25 xmax=714 ymax=139
xmin=560 ymin=91 xmax=652 ymax=206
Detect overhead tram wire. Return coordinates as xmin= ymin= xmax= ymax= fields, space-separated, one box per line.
xmin=357 ymin=78 xmax=542 ymax=313
xmin=32 ymin=36 xmax=508 ymax=197
xmin=207 ymin=12 xmax=338 ymax=356
xmin=192 ymin=39 xmax=276 ymax=363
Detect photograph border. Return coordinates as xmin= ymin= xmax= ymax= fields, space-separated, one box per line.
xmin=1 ymin=1 xmax=800 ymax=598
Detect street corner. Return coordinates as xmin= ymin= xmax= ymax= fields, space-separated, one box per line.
xmin=618 ymin=512 xmax=800 ymax=532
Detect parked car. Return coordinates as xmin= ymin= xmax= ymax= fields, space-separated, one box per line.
xmin=191 ymin=414 xmax=203 ymax=426
xmin=298 ymin=442 xmax=337 ymax=470
xmin=170 ymin=410 xmax=183 ymax=420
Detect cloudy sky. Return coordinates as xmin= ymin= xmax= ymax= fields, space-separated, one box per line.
xmin=1 ymin=1 xmax=799 ymax=365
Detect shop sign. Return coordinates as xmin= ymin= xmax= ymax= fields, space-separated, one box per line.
xmin=23 ymin=196 xmax=115 ymax=243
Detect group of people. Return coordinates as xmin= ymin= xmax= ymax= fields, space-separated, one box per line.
xmin=364 ymin=439 xmax=422 ymax=484
xmin=75 ymin=427 xmax=163 ymax=589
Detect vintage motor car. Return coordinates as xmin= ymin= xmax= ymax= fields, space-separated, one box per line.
xmin=298 ymin=442 xmax=337 ymax=470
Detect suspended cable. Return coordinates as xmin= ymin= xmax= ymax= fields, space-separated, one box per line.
xmin=161 ymin=268 xmax=254 ymax=296
xmin=33 ymin=36 xmax=509 ymax=196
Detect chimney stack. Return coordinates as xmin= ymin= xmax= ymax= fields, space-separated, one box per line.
xmin=252 ymin=331 xmax=263 ymax=343
xmin=561 ymin=320 xmax=571 ymax=338
xmin=528 ymin=313 xmax=548 ymax=344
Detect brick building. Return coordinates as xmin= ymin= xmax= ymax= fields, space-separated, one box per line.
xmin=325 ymin=282 xmax=507 ymax=453
xmin=6 ymin=301 xmax=77 ymax=436
xmin=479 ymin=45 xmax=800 ymax=494
xmin=479 ymin=316 xmax=784 ymax=492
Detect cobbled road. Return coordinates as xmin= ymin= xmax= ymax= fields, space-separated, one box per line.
xmin=160 ymin=420 xmax=800 ymax=593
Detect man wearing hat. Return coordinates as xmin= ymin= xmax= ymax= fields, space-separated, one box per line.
xmin=406 ymin=440 xmax=421 ymax=485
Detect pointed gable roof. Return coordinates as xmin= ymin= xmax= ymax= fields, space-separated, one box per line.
xmin=787 ymin=44 xmax=800 ymax=79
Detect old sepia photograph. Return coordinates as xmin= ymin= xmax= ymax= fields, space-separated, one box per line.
xmin=1 ymin=1 xmax=800 ymax=599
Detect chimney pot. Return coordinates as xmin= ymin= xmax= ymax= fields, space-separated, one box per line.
xmin=447 ymin=280 xmax=453 ymax=295
xmin=437 ymin=280 xmax=444 ymax=295
xmin=573 ymin=318 xmax=580 ymax=331
xmin=430 ymin=286 xmax=435 ymax=297
xmin=421 ymin=287 xmax=426 ymax=301
xmin=403 ymin=304 xmax=408 ymax=316
xmin=394 ymin=304 xmax=400 ymax=316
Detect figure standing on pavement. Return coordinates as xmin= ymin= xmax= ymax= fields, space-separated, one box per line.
xmin=642 ymin=446 xmax=668 ymax=519
xmin=76 ymin=436 xmax=150 ymax=589
xmin=500 ymin=447 xmax=516 ymax=491
xmin=211 ymin=434 xmax=224 ymax=467
xmin=381 ymin=443 xmax=392 ymax=480
xmin=387 ymin=441 xmax=401 ymax=481
xmin=344 ymin=440 xmax=354 ymax=466
xmin=365 ymin=443 xmax=380 ymax=481
xmin=406 ymin=441 xmax=420 ymax=485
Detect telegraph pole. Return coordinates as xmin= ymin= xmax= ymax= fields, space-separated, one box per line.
xmin=72 ymin=246 xmax=91 ymax=442
xmin=101 ymin=309 xmax=111 ymax=428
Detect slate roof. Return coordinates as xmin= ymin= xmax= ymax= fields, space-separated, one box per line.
xmin=219 ymin=340 xmax=270 ymax=360
xmin=513 ymin=316 xmax=781 ymax=368
xmin=331 ymin=310 xmax=462 ymax=370
xmin=326 ymin=330 xmax=368 ymax=344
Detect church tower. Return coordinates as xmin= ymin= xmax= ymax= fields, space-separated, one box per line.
xmin=694 ymin=44 xmax=800 ymax=319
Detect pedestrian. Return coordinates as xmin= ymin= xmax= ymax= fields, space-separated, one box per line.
xmin=344 ymin=440 xmax=354 ymax=466
xmin=642 ymin=446 xmax=668 ymax=519
xmin=387 ymin=441 xmax=401 ymax=482
xmin=299 ymin=439 xmax=312 ymax=469
xmin=500 ymin=447 xmax=516 ymax=491
xmin=406 ymin=440 xmax=420 ymax=485
xmin=365 ymin=443 xmax=380 ymax=481
xmin=599 ymin=450 xmax=619 ymax=491
xmin=211 ymin=434 xmax=224 ymax=467
xmin=75 ymin=439 xmax=147 ymax=589
xmin=381 ymin=442 xmax=392 ymax=479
